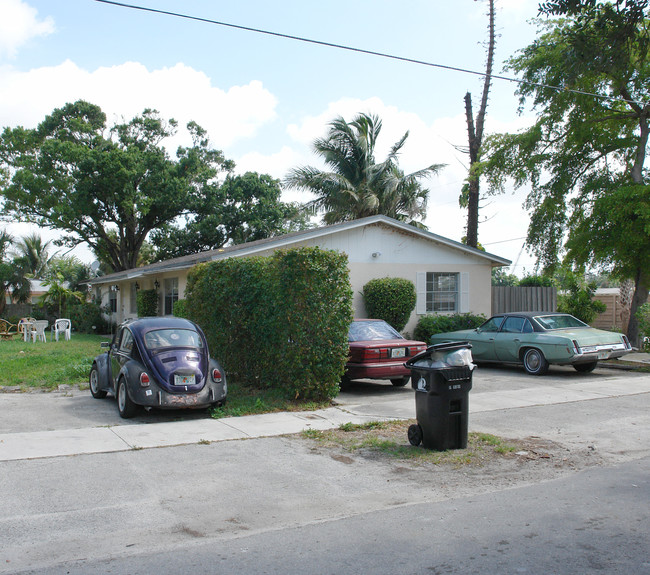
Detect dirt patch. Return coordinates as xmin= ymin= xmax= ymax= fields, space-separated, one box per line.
xmin=297 ymin=420 xmax=605 ymax=493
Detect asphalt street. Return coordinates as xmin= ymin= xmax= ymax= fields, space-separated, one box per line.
xmin=1 ymin=362 xmax=649 ymax=574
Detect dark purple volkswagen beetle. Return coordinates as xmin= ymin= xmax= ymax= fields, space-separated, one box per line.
xmin=89 ymin=317 xmax=227 ymax=418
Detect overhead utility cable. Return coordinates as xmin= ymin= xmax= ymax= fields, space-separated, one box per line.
xmin=95 ymin=0 xmax=648 ymax=108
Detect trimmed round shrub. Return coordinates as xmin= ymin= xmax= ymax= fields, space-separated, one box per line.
xmin=362 ymin=277 xmax=416 ymax=332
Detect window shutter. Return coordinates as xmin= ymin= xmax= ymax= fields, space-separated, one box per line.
xmin=416 ymin=272 xmax=426 ymax=314
xmin=459 ymin=272 xmax=470 ymax=313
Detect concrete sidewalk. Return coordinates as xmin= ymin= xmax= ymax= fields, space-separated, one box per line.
xmin=1 ymin=371 xmax=649 ymax=462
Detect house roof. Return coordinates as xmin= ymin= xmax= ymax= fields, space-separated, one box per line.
xmin=88 ymin=215 xmax=511 ymax=285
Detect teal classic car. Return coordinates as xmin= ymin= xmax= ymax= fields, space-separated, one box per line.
xmin=428 ymin=312 xmax=632 ymax=375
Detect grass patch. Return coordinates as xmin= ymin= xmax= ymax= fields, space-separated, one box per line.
xmin=0 ymin=333 xmax=109 ymax=389
xmin=210 ymin=378 xmax=330 ymax=419
xmin=300 ymin=420 xmax=518 ymax=466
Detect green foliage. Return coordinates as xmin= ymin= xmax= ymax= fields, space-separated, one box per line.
xmin=557 ymin=275 xmax=606 ymax=324
xmin=172 ymin=298 xmax=188 ymax=318
xmin=518 ymin=274 xmax=553 ymax=287
xmin=0 ymin=101 xmax=234 ymax=271
xmin=185 ymin=247 xmax=353 ymax=402
xmin=362 ymin=277 xmax=416 ymax=332
xmin=136 ymin=289 xmax=159 ymax=317
xmin=284 ymin=113 xmax=444 ymax=227
xmin=0 ymin=229 xmax=31 ymax=316
xmin=492 ymin=267 xmax=520 ymax=286
xmin=67 ymin=301 xmax=112 ymax=334
xmin=41 ymin=276 xmax=84 ymax=318
xmin=151 ymin=172 xmax=311 ymax=261
xmin=414 ymin=313 xmax=487 ymax=342
xmin=636 ymin=303 xmax=650 ymax=349
xmin=482 ymin=5 xmax=650 ymax=341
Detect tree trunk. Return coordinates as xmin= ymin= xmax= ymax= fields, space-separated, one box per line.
xmin=627 ymin=267 xmax=650 ymax=347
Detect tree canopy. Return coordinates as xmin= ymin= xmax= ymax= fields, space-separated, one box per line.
xmin=150 ymin=172 xmax=310 ymax=261
xmin=284 ymin=113 xmax=444 ymax=228
xmin=483 ymin=2 xmax=650 ymax=343
xmin=0 ymin=100 xmax=234 ymax=272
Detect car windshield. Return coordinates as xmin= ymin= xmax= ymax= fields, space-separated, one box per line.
xmin=144 ymin=328 xmax=203 ymax=350
xmin=533 ymin=314 xmax=588 ymax=330
xmin=348 ymin=321 xmax=403 ymax=342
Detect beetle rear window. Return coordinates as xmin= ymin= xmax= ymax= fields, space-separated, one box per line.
xmin=144 ymin=329 xmax=203 ymax=350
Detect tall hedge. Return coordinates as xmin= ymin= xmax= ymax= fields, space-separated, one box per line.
xmin=362 ymin=277 xmax=416 ymax=332
xmin=137 ymin=289 xmax=158 ymax=317
xmin=184 ymin=247 xmax=353 ymax=401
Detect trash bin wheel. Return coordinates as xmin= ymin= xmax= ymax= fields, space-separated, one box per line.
xmin=408 ymin=423 xmax=423 ymax=446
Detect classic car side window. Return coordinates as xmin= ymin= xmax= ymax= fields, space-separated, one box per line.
xmin=481 ymin=316 xmax=504 ymax=332
xmin=522 ymin=319 xmax=534 ymax=333
xmin=502 ymin=317 xmax=525 ymax=333
xmin=119 ymin=329 xmax=135 ymax=354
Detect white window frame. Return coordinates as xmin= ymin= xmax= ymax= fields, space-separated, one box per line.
xmin=416 ymin=272 xmax=469 ymax=314
xmin=163 ymin=277 xmax=179 ymax=316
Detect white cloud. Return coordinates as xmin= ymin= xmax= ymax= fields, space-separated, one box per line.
xmin=0 ymin=60 xmax=278 ymax=150
xmin=0 ymin=0 xmax=54 ymax=59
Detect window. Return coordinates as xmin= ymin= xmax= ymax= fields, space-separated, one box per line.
xmin=164 ymin=278 xmax=179 ymax=316
xmin=119 ymin=329 xmax=134 ymax=354
xmin=426 ymin=272 xmax=459 ymax=313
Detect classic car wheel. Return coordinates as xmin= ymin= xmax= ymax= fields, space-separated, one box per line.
xmin=391 ymin=377 xmax=409 ymax=387
xmin=408 ymin=424 xmax=423 ymax=447
xmin=117 ymin=377 xmax=138 ymax=419
xmin=574 ymin=361 xmax=598 ymax=373
xmin=89 ymin=366 xmax=107 ymax=399
xmin=523 ymin=348 xmax=549 ymax=375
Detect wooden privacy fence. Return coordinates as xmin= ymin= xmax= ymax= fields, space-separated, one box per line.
xmin=492 ymin=286 xmax=557 ymax=315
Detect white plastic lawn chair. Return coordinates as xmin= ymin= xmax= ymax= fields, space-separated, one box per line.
xmin=31 ymin=320 xmax=49 ymax=343
xmin=52 ymin=318 xmax=71 ymax=341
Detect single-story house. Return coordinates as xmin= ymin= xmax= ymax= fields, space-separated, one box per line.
xmin=88 ymin=215 xmax=510 ymax=334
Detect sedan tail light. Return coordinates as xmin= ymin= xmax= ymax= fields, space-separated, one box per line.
xmin=212 ymin=368 xmax=223 ymax=383
xmin=140 ymin=372 xmax=150 ymax=387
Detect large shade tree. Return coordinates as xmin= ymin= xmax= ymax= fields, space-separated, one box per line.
xmin=0 ymin=100 xmax=234 ymax=272
xmin=284 ymin=113 xmax=444 ymax=227
xmin=483 ymin=0 xmax=650 ymax=344
xmin=150 ymin=172 xmax=310 ymax=261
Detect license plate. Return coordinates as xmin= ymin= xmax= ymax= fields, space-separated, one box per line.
xmin=597 ymin=351 xmax=610 ymax=360
xmin=391 ymin=348 xmax=406 ymax=358
xmin=174 ymin=374 xmax=195 ymax=386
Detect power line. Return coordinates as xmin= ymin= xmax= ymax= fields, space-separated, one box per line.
xmin=94 ymin=0 xmax=648 ymax=108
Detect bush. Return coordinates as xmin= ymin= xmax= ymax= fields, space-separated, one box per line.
xmin=67 ymin=301 xmax=112 ymax=334
xmin=414 ymin=313 xmax=486 ymax=342
xmin=519 ymin=274 xmax=553 ymax=287
xmin=557 ymin=278 xmax=606 ymax=325
xmin=362 ymin=277 xmax=416 ymax=332
xmin=172 ymin=299 xmax=188 ymax=318
xmin=185 ymin=247 xmax=353 ymax=401
xmin=636 ymin=303 xmax=650 ymax=350
xmin=137 ymin=289 xmax=158 ymax=317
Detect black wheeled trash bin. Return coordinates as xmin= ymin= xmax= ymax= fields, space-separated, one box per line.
xmin=404 ymin=342 xmax=474 ymax=451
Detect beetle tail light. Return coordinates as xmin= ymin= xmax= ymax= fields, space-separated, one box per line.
xmin=212 ymin=369 xmax=222 ymax=383
xmin=140 ymin=372 xmax=150 ymax=387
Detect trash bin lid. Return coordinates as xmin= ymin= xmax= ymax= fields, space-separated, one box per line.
xmin=404 ymin=341 xmax=472 ymax=368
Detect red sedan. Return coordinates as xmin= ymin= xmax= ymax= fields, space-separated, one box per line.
xmin=344 ymin=319 xmax=427 ymax=387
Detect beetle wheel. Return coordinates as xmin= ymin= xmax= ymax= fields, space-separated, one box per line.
xmin=408 ymin=424 xmax=423 ymax=447
xmin=523 ymin=348 xmax=549 ymax=376
xmin=89 ymin=366 xmax=107 ymax=399
xmin=117 ymin=378 xmax=138 ymax=419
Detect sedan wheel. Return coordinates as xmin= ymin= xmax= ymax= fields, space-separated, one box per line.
xmin=523 ymin=348 xmax=549 ymax=376
xmin=89 ymin=366 xmax=107 ymax=399
xmin=117 ymin=378 xmax=138 ymax=419
xmin=391 ymin=377 xmax=410 ymax=387
xmin=574 ymin=361 xmax=598 ymax=373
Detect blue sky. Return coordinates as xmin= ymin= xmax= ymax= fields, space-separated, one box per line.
xmin=0 ymin=0 xmax=543 ymax=273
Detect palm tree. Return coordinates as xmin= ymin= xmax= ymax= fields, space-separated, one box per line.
xmin=12 ymin=233 xmax=53 ymax=278
xmin=284 ymin=113 xmax=444 ymax=227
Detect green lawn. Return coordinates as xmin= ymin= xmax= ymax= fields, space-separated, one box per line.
xmin=0 ymin=333 xmax=109 ymax=389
